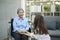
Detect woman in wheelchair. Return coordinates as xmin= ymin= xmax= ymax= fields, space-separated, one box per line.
xmin=12 ymin=8 xmax=30 ymax=40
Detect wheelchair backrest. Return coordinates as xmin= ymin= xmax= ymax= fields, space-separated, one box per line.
xmin=10 ymin=18 xmax=14 ymax=36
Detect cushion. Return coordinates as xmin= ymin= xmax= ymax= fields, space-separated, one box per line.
xmin=48 ymin=30 xmax=60 ymax=36
xmin=45 ymin=21 xmax=56 ymax=30
xmin=56 ymin=21 xmax=60 ymax=30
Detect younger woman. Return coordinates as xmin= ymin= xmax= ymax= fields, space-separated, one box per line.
xmin=24 ymin=15 xmax=51 ymax=40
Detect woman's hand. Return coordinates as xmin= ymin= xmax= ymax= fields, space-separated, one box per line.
xmin=23 ymin=31 xmax=31 ymax=36
xmin=16 ymin=30 xmax=30 ymax=35
xmin=20 ymin=30 xmax=27 ymax=34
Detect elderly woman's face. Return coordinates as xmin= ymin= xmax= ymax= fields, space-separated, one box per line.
xmin=18 ymin=10 xmax=24 ymax=18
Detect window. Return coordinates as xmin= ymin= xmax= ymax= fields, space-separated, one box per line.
xmin=25 ymin=0 xmax=60 ymax=20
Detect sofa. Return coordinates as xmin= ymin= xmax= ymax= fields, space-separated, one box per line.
xmin=44 ymin=16 xmax=60 ymax=40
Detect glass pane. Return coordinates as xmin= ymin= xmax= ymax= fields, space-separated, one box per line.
xmin=43 ymin=2 xmax=51 ymax=12
xmin=34 ymin=0 xmax=49 ymax=2
xmin=44 ymin=13 xmax=47 ymax=16
xmin=42 ymin=0 xmax=49 ymax=2
xmin=54 ymin=12 xmax=60 ymax=16
xmin=47 ymin=13 xmax=50 ymax=16
xmin=55 ymin=2 xmax=60 ymax=12
xmin=51 ymin=13 xmax=53 ymax=16
xmin=26 ymin=0 xmax=33 ymax=1
xmin=25 ymin=1 xmax=30 ymax=20
xmin=44 ymin=13 xmax=51 ymax=16
xmin=34 ymin=0 xmax=40 ymax=2
xmin=50 ymin=0 xmax=56 ymax=1
xmin=31 ymin=2 xmax=40 ymax=6
xmin=30 ymin=2 xmax=41 ymax=12
xmin=51 ymin=0 xmax=60 ymax=1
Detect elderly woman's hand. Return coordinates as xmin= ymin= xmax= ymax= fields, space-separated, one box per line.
xmin=23 ymin=31 xmax=31 ymax=36
xmin=20 ymin=30 xmax=27 ymax=34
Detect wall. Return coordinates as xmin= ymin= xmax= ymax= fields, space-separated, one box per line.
xmin=0 ymin=0 xmax=21 ymax=40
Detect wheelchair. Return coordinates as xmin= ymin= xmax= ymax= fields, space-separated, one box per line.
xmin=8 ymin=18 xmax=32 ymax=40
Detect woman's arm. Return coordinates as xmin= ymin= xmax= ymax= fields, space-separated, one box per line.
xmin=24 ymin=31 xmax=37 ymax=39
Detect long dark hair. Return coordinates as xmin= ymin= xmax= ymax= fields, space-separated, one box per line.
xmin=34 ymin=14 xmax=48 ymax=34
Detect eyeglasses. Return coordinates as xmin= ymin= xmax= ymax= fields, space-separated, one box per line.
xmin=19 ymin=12 xmax=24 ymax=13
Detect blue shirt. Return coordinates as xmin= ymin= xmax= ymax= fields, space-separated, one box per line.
xmin=13 ymin=16 xmax=30 ymax=32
